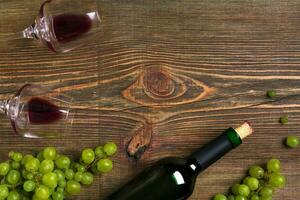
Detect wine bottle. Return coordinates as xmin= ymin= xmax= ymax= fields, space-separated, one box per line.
xmin=106 ymin=122 xmax=253 ymax=200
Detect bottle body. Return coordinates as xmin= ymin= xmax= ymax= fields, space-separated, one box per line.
xmin=107 ymin=157 xmax=197 ymax=200
xmin=107 ymin=125 xmax=252 ymax=200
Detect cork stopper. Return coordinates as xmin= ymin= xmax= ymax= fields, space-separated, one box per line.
xmin=234 ymin=121 xmax=253 ymax=139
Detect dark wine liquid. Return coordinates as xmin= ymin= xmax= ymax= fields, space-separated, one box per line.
xmin=28 ymin=97 xmax=63 ymax=124
xmin=53 ymin=14 xmax=92 ymax=43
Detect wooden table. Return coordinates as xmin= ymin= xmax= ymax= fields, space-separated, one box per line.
xmin=0 ymin=0 xmax=300 ymax=199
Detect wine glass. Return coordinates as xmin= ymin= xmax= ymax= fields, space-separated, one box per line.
xmin=0 ymin=84 xmax=74 ymax=138
xmin=21 ymin=0 xmax=101 ymax=53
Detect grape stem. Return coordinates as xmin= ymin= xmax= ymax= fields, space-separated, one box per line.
xmin=34 ymin=175 xmax=40 ymax=187
xmin=84 ymin=155 xmax=106 ymax=171
xmin=255 ymin=185 xmax=263 ymax=194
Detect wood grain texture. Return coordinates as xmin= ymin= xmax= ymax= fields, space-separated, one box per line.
xmin=0 ymin=0 xmax=300 ymax=199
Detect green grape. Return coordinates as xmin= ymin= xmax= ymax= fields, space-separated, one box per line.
xmin=23 ymin=180 xmax=36 ymax=192
xmin=259 ymin=186 xmax=273 ymax=197
xmin=243 ymin=177 xmax=259 ymax=190
xmin=81 ymin=172 xmax=93 ymax=185
xmin=56 ymin=187 xmax=64 ymax=193
xmin=6 ymin=170 xmax=21 ymax=185
xmin=243 ymin=176 xmax=250 ymax=183
xmin=36 ymin=152 xmax=44 ymax=162
xmin=238 ymin=184 xmax=250 ymax=196
xmin=7 ymin=191 xmax=20 ymax=200
xmin=22 ymin=196 xmax=30 ymax=200
xmin=39 ymin=160 xmax=54 ymax=174
xmin=52 ymin=192 xmax=64 ymax=200
xmin=235 ymin=195 xmax=247 ymax=200
xmin=12 ymin=152 xmax=23 ymax=162
xmin=74 ymin=172 xmax=83 ymax=182
xmin=227 ymin=195 xmax=235 ymax=200
xmin=32 ymin=194 xmax=39 ymax=200
xmin=259 ymin=179 xmax=265 ymax=187
xmin=249 ymin=166 xmax=265 ymax=179
xmin=0 ymin=162 xmax=10 ymax=176
xmin=54 ymin=169 xmax=65 ymax=181
xmin=74 ymin=163 xmax=85 ymax=173
xmin=103 ymin=142 xmax=117 ymax=156
xmin=42 ymin=172 xmax=58 ymax=188
xmin=268 ymin=173 xmax=286 ymax=188
xmin=97 ymin=158 xmax=113 ymax=173
xmin=11 ymin=161 xmax=20 ymax=170
xmin=267 ymin=159 xmax=281 ymax=173
xmin=65 ymin=169 xmax=74 ymax=180
xmin=55 ymin=154 xmax=61 ymax=160
xmin=81 ymin=148 xmax=95 ymax=164
xmin=260 ymin=196 xmax=272 ymax=200
xmin=266 ymin=90 xmax=276 ymax=98
xmin=35 ymin=185 xmax=50 ymax=200
xmin=66 ymin=180 xmax=81 ymax=195
xmin=0 ymin=185 xmax=9 ymax=199
xmin=0 ymin=142 xmax=118 ymax=199
xmin=21 ymin=169 xmax=28 ymax=179
xmin=91 ymin=164 xmax=99 ymax=174
xmin=213 ymin=194 xmax=227 ymax=200
xmin=25 ymin=158 xmax=40 ymax=172
xmin=55 ymin=156 xmax=70 ymax=170
xmin=49 ymin=186 xmax=55 ymax=195
xmin=73 ymin=164 xmax=84 ymax=173
xmin=279 ymin=115 xmax=288 ymax=125
xmin=94 ymin=146 xmax=105 ymax=158
xmin=43 ymin=147 xmax=57 ymax=160
xmin=286 ymin=136 xmax=299 ymax=148
xmin=250 ymin=194 xmax=260 ymax=200
xmin=58 ymin=179 xmax=66 ymax=188
xmin=8 ymin=151 xmax=14 ymax=159
xmin=26 ymin=173 xmax=34 ymax=180
xmin=231 ymin=184 xmax=240 ymax=195
xmin=71 ymin=162 xmax=77 ymax=168
xmin=21 ymin=155 xmax=33 ymax=165
xmin=21 ymin=190 xmax=31 ymax=198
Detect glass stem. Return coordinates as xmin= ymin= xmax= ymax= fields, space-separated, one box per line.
xmin=22 ymin=24 xmax=38 ymax=39
xmin=0 ymin=100 xmax=8 ymax=115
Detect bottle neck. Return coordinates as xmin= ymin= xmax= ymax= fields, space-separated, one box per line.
xmin=188 ymin=128 xmax=242 ymax=174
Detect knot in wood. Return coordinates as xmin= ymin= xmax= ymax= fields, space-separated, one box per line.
xmin=143 ymin=70 xmax=175 ymax=98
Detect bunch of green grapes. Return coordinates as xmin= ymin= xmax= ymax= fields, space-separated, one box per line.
xmin=213 ymin=159 xmax=286 ymax=200
xmin=0 ymin=142 xmax=117 ymax=200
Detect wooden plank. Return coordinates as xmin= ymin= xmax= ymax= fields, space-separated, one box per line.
xmin=0 ymin=0 xmax=299 ymax=199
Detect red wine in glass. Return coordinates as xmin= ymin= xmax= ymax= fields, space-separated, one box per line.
xmin=28 ymin=97 xmax=63 ymax=124
xmin=0 ymin=84 xmax=74 ymax=138
xmin=21 ymin=0 xmax=101 ymax=53
xmin=52 ymin=14 xmax=93 ymax=44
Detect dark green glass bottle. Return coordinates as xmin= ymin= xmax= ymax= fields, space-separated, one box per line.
xmin=106 ymin=122 xmax=252 ymax=200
